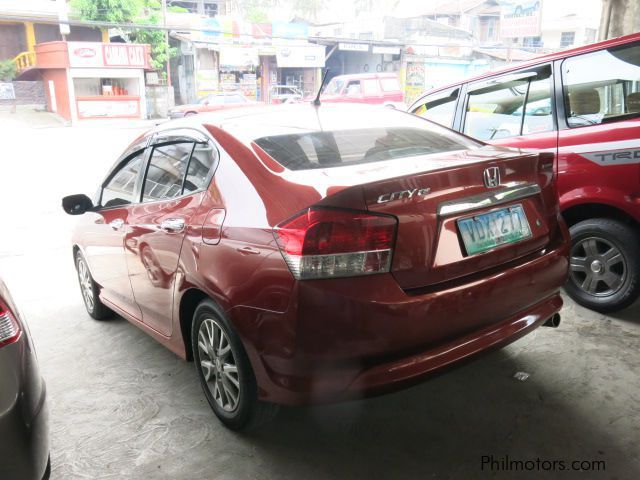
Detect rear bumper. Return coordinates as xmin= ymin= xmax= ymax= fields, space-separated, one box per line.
xmin=0 ymin=340 xmax=49 ymax=480
xmin=231 ymin=240 xmax=569 ymax=405
xmin=346 ymin=294 xmax=561 ymax=395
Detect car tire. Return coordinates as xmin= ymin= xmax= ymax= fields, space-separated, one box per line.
xmin=191 ymin=299 xmax=279 ymax=431
xmin=565 ymin=218 xmax=640 ymax=313
xmin=185 ymin=111 xmax=197 ymax=116
xmin=43 ymin=456 xmax=51 ymax=480
xmin=75 ymin=251 xmax=113 ymax=320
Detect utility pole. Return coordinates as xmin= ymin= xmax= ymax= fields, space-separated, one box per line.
xmin=162 ymin=0 xmax=171 ymax=86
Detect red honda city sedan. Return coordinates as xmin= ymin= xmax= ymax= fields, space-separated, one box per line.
xmin=62 ymin=103 xmax=569 ymax=430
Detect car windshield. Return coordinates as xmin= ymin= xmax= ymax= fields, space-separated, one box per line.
xmin=323 ymin=78 xmax=344 ymax=95
xmin=254 ymin=123 xmax=476 ymax=171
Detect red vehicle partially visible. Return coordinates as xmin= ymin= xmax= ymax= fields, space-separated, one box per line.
xmin=409 ymin=32 xmax=640 ymax=312
xmin=62 ymin=103 xmax=569 ymax=431
xmin=320 ymin=72 xmax=404 ymax=107
xmin=168 ymin=92 xmax=258 ymax=119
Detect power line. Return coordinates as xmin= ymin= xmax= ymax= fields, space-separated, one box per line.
xmin=0 ymin=13 xmax=551 ymax=53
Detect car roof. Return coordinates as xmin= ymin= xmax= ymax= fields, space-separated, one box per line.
xmin=156 ymin=103 xmax=427 ymax=144
xmin=413 ymin=31 xmax=640 ymax=100
xmin=330 ymin=72 xmax=398 ymax=81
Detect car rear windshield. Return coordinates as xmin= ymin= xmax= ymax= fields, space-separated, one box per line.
xmin=254 ymin=126 xmax=474 ymax=170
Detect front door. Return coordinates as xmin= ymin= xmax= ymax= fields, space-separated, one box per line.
xmin=84 ymin=150 xmax=146 ymax=319
xmin=125 ymin=135 xmax=216 ymax=336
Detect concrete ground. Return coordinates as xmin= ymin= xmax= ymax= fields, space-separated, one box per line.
xmin=0 ymin=111 xmax=638 ymax=479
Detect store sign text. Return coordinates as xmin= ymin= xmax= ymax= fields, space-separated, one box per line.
xmin=74 ymin=47 xmax=96 ymax=58
xmin=338 ymin=43 xmax=369 ymax=52
xmin=103 ymin=45 xmax=147 ymax=67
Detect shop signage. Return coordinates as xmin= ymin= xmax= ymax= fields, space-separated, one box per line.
xmin=339 ymin=43 xmax=369 ymax=52
xmin=0 ymin=83 xmax=16 ymax=100
xmin=275 ymin=45 xmax=326 ymax=68
xmin=372 ymin=46 xmax=401 ymax=55
xmin=67 ymin=42 xmax=150 ymax=69
xmin=500 ymin=0 xmax=542 ymax=38
xmin=272 ymin=22 xmax=308 ymax=40
xmin=219 ymin=46 xmax=259 ymax=69
xmin=103 ymin=44 xmax=147 ymax=67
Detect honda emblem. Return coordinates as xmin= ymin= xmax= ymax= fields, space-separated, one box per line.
xmin=483 ymin=167 xmax=501 ymax=188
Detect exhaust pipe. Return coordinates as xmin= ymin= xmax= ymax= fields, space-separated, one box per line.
xmin=542 ymin=313 xmax=561 ymax=328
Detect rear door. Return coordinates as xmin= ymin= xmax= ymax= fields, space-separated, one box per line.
xmin=556 ymin=42 xmax=640 ymax=212
xmin=460 ymin=64 xmax=559 ymax=154
xmin=362 ymin=78 xmax=382 ymax=103
xmin=125 ymin=130 xmax=217 ymax=336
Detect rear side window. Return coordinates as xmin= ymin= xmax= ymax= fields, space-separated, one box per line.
xmin=101 ymin=152 xmax=144 ymax=208
xmin=563 ymin=43 xmax=640 ymax=127
xmin=362 ymin=79 xmax=379 ymax=95
xmin=255 ymin=126 xmax=474 ymax=170
xmin=184 ymin=143 xmax=216 ymax=194
xmin=463 ymin=66 xmax=553 ymax=140
xmin=412 ymin=88 xmax=459 ymax=128
xmin=225 ymin=94 xmax=246 ymax=104
xmin=143 ymin=142 xmax=194 ymax=202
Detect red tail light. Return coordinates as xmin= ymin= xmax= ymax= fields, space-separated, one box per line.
xmin=274 ymin=207 xmax=397 ymax=279
xmin=0 ymin=298 xmax=21 ymax=348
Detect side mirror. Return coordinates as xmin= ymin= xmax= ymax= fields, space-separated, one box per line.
xmin=62 ymin=194 xmax=95 ymax=215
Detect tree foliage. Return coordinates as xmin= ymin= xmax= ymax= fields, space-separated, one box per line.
xmin=0 ymin=59 xmax=17 ymax=81
xmin=246 ymin=7 xmax=270 ymax=23
xmin=70 ymin=0 xmax=176 ymax=71
xmin=70 ymin=0 xmax=143 ymax=24
xmin=292 ymin=0 xmax=322 ymax=19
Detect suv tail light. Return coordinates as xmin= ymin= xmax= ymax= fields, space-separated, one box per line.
xmin=274 ymin=208 xmax=397 ymax=280
xmin=0 ymin=298 xmax=21 ymax=348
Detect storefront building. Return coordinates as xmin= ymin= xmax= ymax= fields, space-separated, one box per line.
xmin=35 ymin=41 xmax=150 ymax=122
xmin=168 ymin=15 xmax=324 ymax=104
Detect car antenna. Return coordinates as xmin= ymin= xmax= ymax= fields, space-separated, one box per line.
xmin=312 ymin=68 xmax=330 ymax=107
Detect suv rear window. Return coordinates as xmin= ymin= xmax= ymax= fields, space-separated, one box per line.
xmin=255 ymin=126 xmax=474 ymax=170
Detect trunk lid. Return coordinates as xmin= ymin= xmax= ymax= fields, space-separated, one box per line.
xmin=359 ymin=148 xmax=557 ymax=290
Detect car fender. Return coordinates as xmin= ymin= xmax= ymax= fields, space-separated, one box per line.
xmin=560 ymin=185 xmax=640 ymax=223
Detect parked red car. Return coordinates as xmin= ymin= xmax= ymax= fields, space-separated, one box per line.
xmin=62 ymin=103 xmax=569 ymax=430
xmin=168 ymin=92 xmax=257 ymax=119
xmin=409 ymin=32 xmax=640 ymax=312
xmin=321 ymin=72 xmax=404 ymax=107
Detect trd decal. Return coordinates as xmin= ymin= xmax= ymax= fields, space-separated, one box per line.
xmin=580 ymin=148 xmax=640 ymax=166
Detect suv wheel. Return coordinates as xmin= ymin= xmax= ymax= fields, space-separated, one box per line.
xmin=75 ymin=251 xmax=113 ymax=320
xmin=191 ymin=299 xmax=278 ymax=430
xmin=565 ymin=218 xmax=640 ymax=313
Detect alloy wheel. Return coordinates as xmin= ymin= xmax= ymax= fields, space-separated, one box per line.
xmin=569 ymin=237 xmax=626 ymax=297
xmin=197 ymin=318 xmax=240 ymax=412
xmin=77 ymin=258 xmax=94 ymax=312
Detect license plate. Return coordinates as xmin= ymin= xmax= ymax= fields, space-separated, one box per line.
xmin=457 ymin=204 xmax=532 ymax=255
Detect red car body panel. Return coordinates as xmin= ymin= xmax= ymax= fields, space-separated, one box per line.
xmin=71 ymin=104 xmax=569 ymax=405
